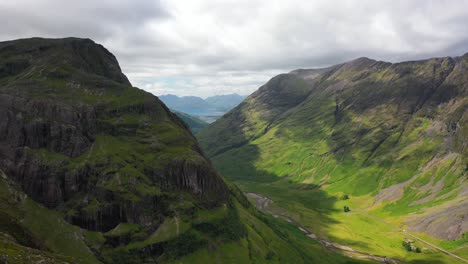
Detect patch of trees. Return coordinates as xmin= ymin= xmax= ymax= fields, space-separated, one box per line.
xmin=343 ymin=206 xmax=350 ymax=212
xmin=402 ymin=240 xmax=421 ymax=253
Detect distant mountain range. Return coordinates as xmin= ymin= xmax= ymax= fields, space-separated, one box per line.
xmin=159 ymin=93 xmax=246 ymax=117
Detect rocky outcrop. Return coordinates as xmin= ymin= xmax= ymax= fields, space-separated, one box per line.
xmin=0 ymin=92 xmax=98 ymax=207
xmin=164 ymin=159 xmax=229 ymax=205
xmin=0 ymin=94 xmax=96 ymax=157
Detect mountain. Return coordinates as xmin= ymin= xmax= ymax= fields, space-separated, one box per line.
xmin=198 ymin=56 xmax=468 ymax=263
xmin=0 ymin=37 xmax=360 ymax=263
xmin=159 ymin=94 xmax=246 ymax=123
xmin=205 ymin=94 xmax=247 ymax=112
xmin=172 ymin=110 xmax=208 ymax=134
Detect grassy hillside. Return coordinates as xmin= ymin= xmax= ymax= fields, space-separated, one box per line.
xmin=198 ymin=56 xmax=468 ymax=263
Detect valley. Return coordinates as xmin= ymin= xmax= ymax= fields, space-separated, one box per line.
xmin=0 ymin=37 xmax=366 ymax=264
xmin=246 ymin=192 xmax=401 ymax=263
xmin=247 ymin=190 xmax=467 ymax=263
xmin=2 ymin=1 xmax=468 ymax=263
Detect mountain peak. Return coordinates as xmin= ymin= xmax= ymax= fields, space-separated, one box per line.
xmin=351 ymin=56 xmax=373 ymax=62
xmin=345 ymin=56 xmax=377 ymax=67
xmin=0 ymin=37 xmax=130 ymax=85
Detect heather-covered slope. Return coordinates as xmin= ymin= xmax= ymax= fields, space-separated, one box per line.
xmin=199 ymin=55 xmax=468 ymax=263
xmin=0 ymin=37 xmax=361 ymax=263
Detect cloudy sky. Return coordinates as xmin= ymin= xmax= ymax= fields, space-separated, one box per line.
xmin=2 ymin=0 xmax=468 ymax=97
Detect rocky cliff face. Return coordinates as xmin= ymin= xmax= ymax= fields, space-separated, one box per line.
xmin=0 ymin=37 xmax=231 ymax=262
xmin=0 ymin=95 xmax=227 ymax=211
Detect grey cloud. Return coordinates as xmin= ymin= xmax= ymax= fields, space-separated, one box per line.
xmin=0 ymin=0 xmax=168 ymax=40
xmin=1 ymin=0 xmax=468 ymax=97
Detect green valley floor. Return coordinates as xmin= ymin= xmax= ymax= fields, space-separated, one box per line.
xmin=237 ymin=178 xmax=467 ymax=264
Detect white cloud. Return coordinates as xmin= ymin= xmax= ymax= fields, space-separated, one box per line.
xmin=2 ymin=0 xmax=468 ymax=97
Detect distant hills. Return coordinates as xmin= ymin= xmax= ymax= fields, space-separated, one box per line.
xmin=159 ymin=93 xmax=246 ymax=118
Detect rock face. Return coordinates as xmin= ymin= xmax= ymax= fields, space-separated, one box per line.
xmin=0 ymin=38 xmax=229 ymax=232
xmin=0 ymin=96 xmax=96 ymax=157
xmin=199 ymin=54 xmax=468 ymax=240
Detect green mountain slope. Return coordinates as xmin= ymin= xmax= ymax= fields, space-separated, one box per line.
xmin=198 ymin=56 xmax=468 ymax=263
xmin=0 ymin=37 xmax=361 ymax=263
xmin=172 ymin=110 xmax=208 ymax=134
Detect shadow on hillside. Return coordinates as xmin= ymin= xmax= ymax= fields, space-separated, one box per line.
xmin=209 ymin=142 xmax=374 ymax=253
xmin=270 ymin=72 xmax=464 ymax=187
xmin=198 ymin=93 xmax=381 ymax=256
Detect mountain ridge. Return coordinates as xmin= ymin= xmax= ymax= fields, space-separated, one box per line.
xmin=198 ymin=53 xmax=467 ymax=263
xmin=201 ymin=53 xmax=466 ymax=157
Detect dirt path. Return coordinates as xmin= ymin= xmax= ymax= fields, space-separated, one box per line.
xmin=404 ymin=231 xmax=467 ymax=263
xmin=245 ymin=192 xmax=399 ymax=263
